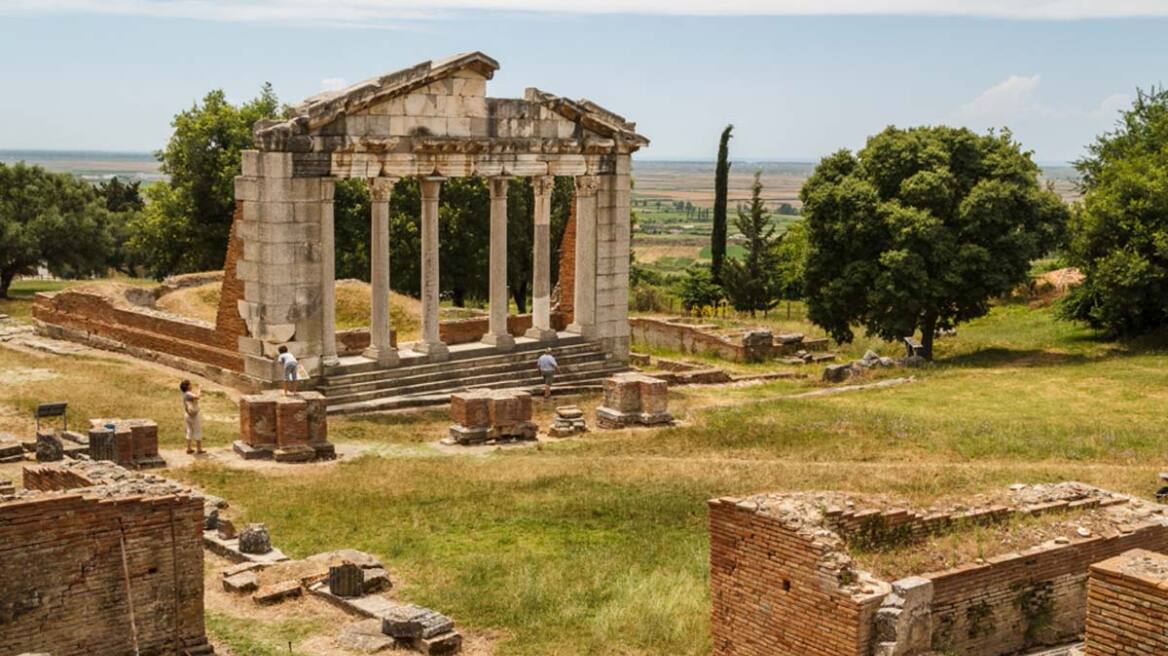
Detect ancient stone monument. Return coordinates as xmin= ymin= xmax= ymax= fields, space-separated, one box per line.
xmin=548 ymin=405 xmax=587 ymax=437
xmin=448 ymin=389 xmax=537 ymax=444
xmin=236 ymin=391 xmax=334 ymax=461
xmin=232 ymin=51 xmax=646 ymax=386
xmin=595 ymin=372 xmax=672 ymax=428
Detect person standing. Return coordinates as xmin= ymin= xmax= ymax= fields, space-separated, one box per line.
xmin=180 ymin=379 xmax=203 ymax=455
xmin=276 ymin=345 xmax=299 ymax=395
xmin=537 ymin=348 xmax=559 ymax=399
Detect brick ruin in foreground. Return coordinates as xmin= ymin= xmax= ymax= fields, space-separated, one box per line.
xmin=1085 ymin=549 xmax=1168 ymax=655
xmin=1 ymin=464 xmax=212 ymax=655
xmin=709 ymin=484 xmax=1168 ymax=656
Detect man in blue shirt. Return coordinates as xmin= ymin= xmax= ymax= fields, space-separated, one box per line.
xmin=537 ymin=348 xmax=559 ymax=399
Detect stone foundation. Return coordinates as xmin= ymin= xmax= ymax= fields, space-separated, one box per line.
xmin=235 ymin=391 xmax=335 ymax=461
xmin=87 ymin=417 xmax=165 ymax=468
xmin=548 ymin=405 xmax=588 ymax=437
xmin=448 ymin=389 xmax=537 ymax=444
xmin=1085 ymin=549 xmax=1168 ymax=655
xmin=709 ymin=485 xmax=1168 ymax=656
xmin=595 ymin=372 xmax=672 ymax=428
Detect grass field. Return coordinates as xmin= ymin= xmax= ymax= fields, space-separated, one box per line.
xmin=3 ymin=293 xmax=1165 ymax=655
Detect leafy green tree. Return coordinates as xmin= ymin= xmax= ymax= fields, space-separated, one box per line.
xmin=0 ymin=163 xmax=114 ymax=297
xmin=711 ymin=124 xmax=733 ymax=284
xmin=774 ymin=219 xmax=809 ymax=317
xmin=128 ymin=84 xmax=280 ymax=277
xmin=723 ymin=171 xmax=781 ymax=316
xmin=801 ymin=126 xmax=1068 ymax=359
xmin=1061 ymin=88 xmax=1168 ymax=336
xmin=96 ymin=177 xmax=144 ymax=212
xmin=676 ymin=264 xmax=723 ymax=314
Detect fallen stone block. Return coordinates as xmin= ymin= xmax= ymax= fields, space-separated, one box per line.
xmin=381 ymin=604 xmax=455 ymax=640
xmin=253 ymin=579 xmax=302 ymax=605
xmin=415 ymin=630 xmax=462 ymax=655
xmin=239 ymin=523 xmax=272 ymax=555
xmin=222 ymin=561 xmax=263 ymax=578
xmin=823 ymin=363 xmax=854 ymax=383
xmin=0 ymin=439 xmax=24 ymax=463
xmin=329 ymin=561 xmax=365 ymax=598
xmin=362 ymin=567 xmax=392 ymax=594
xmin=232 ymin=440 xmax=271 ymax=460
xmin=338 ymin=619 xmax=396 ymax=654
xmin=223 ymin=571 xmax=259 ymax=594
xmin=35 ymin=433 xmax=63 ymax=462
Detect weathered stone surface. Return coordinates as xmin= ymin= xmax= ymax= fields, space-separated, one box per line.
xmin=416 ymin=631 xmax=463 ymax=655
xmin=329 ymin=561 xmax=365 ymax=597
xmin=35 ymin=433 xmax=63 ymax=462
xmin=217 ymin=518 xmax=237 ymax=540
xmin=275 ymin=395 xmax=309 ymax=447
xmin=223 ymin=571 xmax=259 ymax=593
xmin=338 ymin=619 xmax=396 ymax=653
xmin=450 ymin=391 xmax=491 ymax=428
xmin=823 ymin=363 xmax=854 ymax=383
xmin=239 ymin=393 xmax=278 ymax=446
xmin=380 ymin=604 xmax=455 ymax=639
xmin=238 ymin=523 xmax=272 ymax=554
xmin=253 ymin=579 xmax=302 ymax=605
xmin=596 ymin=373 xmax=672 ymax=428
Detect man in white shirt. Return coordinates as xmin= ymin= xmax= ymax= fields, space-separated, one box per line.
xmin=536 ymin=348 xmax=559 ymax=399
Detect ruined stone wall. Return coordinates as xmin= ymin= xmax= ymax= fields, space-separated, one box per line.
xmin=1085 ymin=549 xmax=1168 ymax=655
xmin=33 ymin=290 xmax=245 ymax=373
xmin=214 ymin=207 xmax=250 ymax=348
xmin=22 ymin=464 xmax=95 ymax=491
xmin=0 ymin=493 xmax=208 ymax=655
xmin=630 ymin=317 xmax=744 ymax=361
xmin=708 ymin=498 xmax=885 ymax=656
xmin=924 ymin=526 xmax=1168 ymax=654
xmin=557 ymin=200 xmax=576 ymax=323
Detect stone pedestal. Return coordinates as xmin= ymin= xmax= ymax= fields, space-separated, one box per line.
xmin=448 ymin=389 xmax=537 ymax=445
xmin=328 ymin=562 xmax=365 ymax=598
xmin=595 ymin=373 xmax=673 ymax=429
xmin=85 ymin=418 xmax=163 ymax=468
xmin=548 ymin=406 xmax=587 ymax=438
xmin=236 ymin=391 xmax=334 ymax=461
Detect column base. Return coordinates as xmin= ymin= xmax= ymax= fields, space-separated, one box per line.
xmin=524 ymin=327 xmax=559 ymax=342
xmin=322 ymin=355 xmax=341 ymax=368
xmin=566 ymin=323 xmax=596 ymax=339
xmin=481 ymin=332 xmax=516 ymax=351
xmin=362 ymin=346 xmax=400 ymax=367
xmin=416 ymin=340 xmax=450 ymax=362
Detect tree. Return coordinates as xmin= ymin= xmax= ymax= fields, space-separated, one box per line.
xmin=96 ymin=177 xmax=144 ymax=213
xmin=676 ymin=264 xmax=723 ymax=314
xmin=723 ymin=171 xmax=781 ymax=316
xmin=0 ymin=163 xmax=114 ymax=297
xmin=128 ymin=84 xmax=280 ymax=277
xmin=801 ymin=126 xmax=1068 ymax=359
xmin=1061 ymin=88 xmax=1168 ymax=336
xmin=711 ymin=124 xmax=733 ymax=284
xmin=774 ymin=219 xmax=809 ymax=318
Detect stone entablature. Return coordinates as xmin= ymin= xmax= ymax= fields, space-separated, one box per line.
xmin=233 ymin=51 xmax=644 ymax=388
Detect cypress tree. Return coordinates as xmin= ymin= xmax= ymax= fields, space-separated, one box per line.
xmin=711 ymin=124 xmax=733 ymax=283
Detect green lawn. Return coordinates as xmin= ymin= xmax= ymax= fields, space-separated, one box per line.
xmin=3 ymin=300 xmax=1164 ymax=655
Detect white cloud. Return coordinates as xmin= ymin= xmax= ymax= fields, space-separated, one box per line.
xmin=957 ymin=74 xmax=1048 ymax=121
xmin=320 ymin=78 xmax=347 ymax=92
xmin=1091 ymin=92 xmax=1132 ymax=119
xmin=6 ymin=0 xmax=1168 ymax=26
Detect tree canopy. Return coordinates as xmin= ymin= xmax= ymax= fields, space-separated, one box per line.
xmin=711 ymin=124 xmax=733 ymax=284
xmin=1061 ymin=88 xmax=1168 ymax=336
xmin=801 ymin=125 xmax=1068 ymax=359
xmin=128 ymin=85 xmax=281 ymax=277
xmin=722 ymin=171 xmax=780 ymax=316
xmin=0 ymin=163 xmax=115 ymax=297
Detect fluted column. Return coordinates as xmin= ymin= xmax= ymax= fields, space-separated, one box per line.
xmin=416 ymin=176 xmax=449 ymax=360
xmin=567 ymin=175 xmax=599 ymax=337
xmin=320 ymin=178 xmax=340 ymax=367
xmin=482 ymin=176 xmax=515 ymax=351
xmin=364 ymin=177 xmax=399 ymax=366
xmin=526 ymin=175 xmax=557 ymax=342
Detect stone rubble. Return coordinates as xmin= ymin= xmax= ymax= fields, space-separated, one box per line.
xmin=548 ymin=405 xmax=588 ymax=437
xmin=238 ymin=523 xmax=273 ymax=555
xmin=823 ymin=350 xmax=925 ymax=383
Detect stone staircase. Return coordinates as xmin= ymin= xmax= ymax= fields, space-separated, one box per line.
xmin=320 ymin=334 xmax=625 ymax=415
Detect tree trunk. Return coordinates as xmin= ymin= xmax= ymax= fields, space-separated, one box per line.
xmin=511 ymin=282 xmax=527 ymax=315
xmin=452 ymin=288 xmax=466 ymax=308
xmin=920 ymin=314 xmax=937 ymax=361
xmin=0 ymin=269 xmax=14 ymax=300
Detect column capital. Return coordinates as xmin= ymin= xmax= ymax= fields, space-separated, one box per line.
xmin=532 ymin=175 xmax=555 ymax=197
xmin=419 ymin=176 xmax=445 ymax=201
xmin=488 ymin=176 xmax=510 ymax=199
xmin=575 ymin=175 xmax=600 ymax=197
xmin=369 ymin=177 xmax=396 ymax=202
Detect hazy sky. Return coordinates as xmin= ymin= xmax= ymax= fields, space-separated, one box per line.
xmin=0 ymin=1 xmax=1164 ymax=163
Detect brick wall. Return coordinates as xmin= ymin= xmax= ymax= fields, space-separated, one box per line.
xmin=1085 ymin=549 xmax=1168 ymax=655
xmin=925 ymin=525 xmax=1168 ymax=654
xmin=557 ymin=198 xmax=576 ymax=323
xmin=214 ymin=206 xmax=249 ymax=350
xmin=22 ymin=464 xmax=94 ymax=491
xmin=708 ymin=498 xmax=885 ymax=656
xmin=0 ymin=492 xmax=209 ymax=655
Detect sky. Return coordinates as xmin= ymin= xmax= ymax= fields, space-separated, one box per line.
xmin=0 ymin=1 xmax=1165 ymax=164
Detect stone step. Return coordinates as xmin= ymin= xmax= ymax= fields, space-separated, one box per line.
xmin=323 ymin=333 xmax=587 ymax=378
xmin=321 ymin=350 xmax=610 ymax=397
xmin=322 ymin=339 xmax=597 ymax=385
xmin=324 ymin=361 xmax=622 ymax=407
xmin=326 ymin=367 xmax=624 ymax=415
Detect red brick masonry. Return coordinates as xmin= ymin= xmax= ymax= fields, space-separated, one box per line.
xmin=1086 ymin=549 xmax=1168 ymax=655
xmin=0 ymin=492 xmax=209 ymax=655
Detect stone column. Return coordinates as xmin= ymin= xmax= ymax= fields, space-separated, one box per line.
xmin=364 ymin=177 xmax=399 ymax=365
xmin=567 ymin=175 xmax=599 ymax=338
xmin=416 ymin=176 xmax=449 ymax=360
xmin=482 ymin=176 xmax=515 ymax=350
xmin=526 ymin=175 xmax=557 ymax=342
xmin=320 ymin=178 xmax=339 ymax=367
